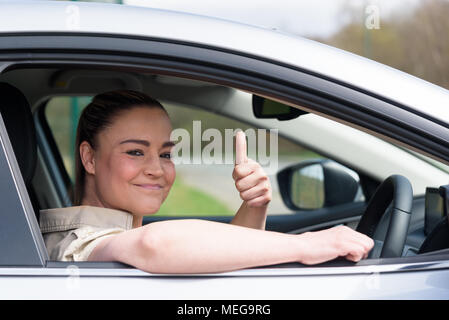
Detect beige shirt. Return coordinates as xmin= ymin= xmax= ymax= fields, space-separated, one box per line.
xmin=39 ymin=205 xmax=133 ymax=261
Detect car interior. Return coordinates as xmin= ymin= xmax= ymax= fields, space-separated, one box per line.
xmin=1 ymin=65 xmax=449 ymax=269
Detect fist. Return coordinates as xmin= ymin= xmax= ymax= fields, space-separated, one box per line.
xmin=232 ymin=131 xmax=272 ymax=207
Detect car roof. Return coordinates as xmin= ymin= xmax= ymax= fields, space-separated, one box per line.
xmin=1 ymin=0 xmax=449 ymax=125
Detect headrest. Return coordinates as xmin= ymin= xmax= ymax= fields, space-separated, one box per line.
xmin=0 ymin=82 xmax=37 ymax=185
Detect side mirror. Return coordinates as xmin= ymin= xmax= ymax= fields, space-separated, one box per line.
xmin=277 ymin=159 xmax=364 ymax=210
xmin=252 ymin=95 xmax=307 ymax=121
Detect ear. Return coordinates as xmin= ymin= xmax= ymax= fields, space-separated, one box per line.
xmin=79 ymin=141 xmax=96 ymax=175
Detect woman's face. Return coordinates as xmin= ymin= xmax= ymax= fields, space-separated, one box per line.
xmin=84 ymin=106 xmax=176 ymax=216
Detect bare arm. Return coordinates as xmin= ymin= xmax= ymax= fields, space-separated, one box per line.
xmin=231 ymin=201 xmax=268 ymax=230
xmin=88 ymin=220 xmax=374 ymax=274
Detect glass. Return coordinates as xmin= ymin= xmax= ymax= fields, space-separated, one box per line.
xmin=291 ymin=164 xmax=325 ymax=209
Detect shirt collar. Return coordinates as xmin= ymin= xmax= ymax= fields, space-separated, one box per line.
xmin=39 ymin=205 xmax=134 ymax=233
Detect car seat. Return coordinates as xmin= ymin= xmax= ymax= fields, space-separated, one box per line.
xmin=0 ymin=82 xmax=40 ymax=219
xmin=419 ymin=216 xmax=449 ymax=254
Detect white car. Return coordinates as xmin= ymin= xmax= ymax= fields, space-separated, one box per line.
xmin=0 ymin=0 xmax=449 ymax=300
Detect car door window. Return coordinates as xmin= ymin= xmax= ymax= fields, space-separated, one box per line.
xmin=44 ymin=91 xmax=367 ymax=217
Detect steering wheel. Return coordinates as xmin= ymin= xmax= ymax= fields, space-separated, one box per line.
xmin=356 ymin=175 xmax=413 ymax=258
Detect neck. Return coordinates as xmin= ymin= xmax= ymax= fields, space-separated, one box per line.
xmin=132 ymin=216 xmax=143 ymax=228
xmin=81 ymin=176 xmax=143 ymax=229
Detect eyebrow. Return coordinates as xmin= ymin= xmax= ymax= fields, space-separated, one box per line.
xmin=119 ymin=139 xmax=175 ymax=148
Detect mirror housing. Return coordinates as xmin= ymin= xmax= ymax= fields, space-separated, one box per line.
xmin=277 ymin=159 xmax=362 ymax=210
xmin=252 ymin=95 xmax=307 ymax=121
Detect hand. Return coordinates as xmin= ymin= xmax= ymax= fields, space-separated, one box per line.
xmin=296 ymin=226 xmax=375 ymax=264
xmin=232 ymin=131 xmax=272 ymax=208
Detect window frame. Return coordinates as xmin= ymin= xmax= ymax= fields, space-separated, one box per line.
xmin=0 ymin=111 xmax=47 ymax=266
xmin=1 ymin=32 xmax=449 ymax=271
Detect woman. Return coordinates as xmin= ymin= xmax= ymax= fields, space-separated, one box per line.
xmin=39 ymin=90 xmax=374 ymax=273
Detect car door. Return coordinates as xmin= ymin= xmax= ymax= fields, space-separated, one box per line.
xmin=2 ymin=6 xmax=449 ymax=298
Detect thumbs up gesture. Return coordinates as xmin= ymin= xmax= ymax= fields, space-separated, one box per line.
xmin=232 ymin=131 xmax=272 ymax=208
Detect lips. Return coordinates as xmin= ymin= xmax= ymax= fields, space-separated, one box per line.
xmin=135 ymin=184 xmax=163 ymax=190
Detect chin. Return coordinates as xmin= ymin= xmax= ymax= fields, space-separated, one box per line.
xmin=134 ymin=203 xmax=161 ymax=216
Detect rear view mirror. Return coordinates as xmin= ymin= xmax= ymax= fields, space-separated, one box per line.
xmin=252 ymin=95 xmax=307 ymax=121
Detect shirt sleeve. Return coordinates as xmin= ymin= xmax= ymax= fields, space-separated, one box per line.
xmin=61 ymin=226 xmax=126 ymax=262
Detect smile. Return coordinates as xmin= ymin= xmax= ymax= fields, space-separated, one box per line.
xmin=136 ymin=184 xmax=163 ymax=190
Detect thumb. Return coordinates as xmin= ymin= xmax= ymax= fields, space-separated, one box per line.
xmin=235 ymin=130 xmax=248 ymax=165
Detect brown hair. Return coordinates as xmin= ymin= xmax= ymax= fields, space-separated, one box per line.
xmin=73 ymin=90 xmax=166 ymax=205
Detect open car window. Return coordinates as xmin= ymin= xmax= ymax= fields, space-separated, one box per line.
xmin=44 ymin=89 xmax=369 ymax=217
xmin=34 ymin=72 xmax=449 ymax=268
xmin=1 ymin=60 xmax=448 ymax=272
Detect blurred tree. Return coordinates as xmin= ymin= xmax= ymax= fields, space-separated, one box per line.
xmin=398 ymin=0 xmax=449 ymax=88
xmin=316 ymin=0 xmax=449 ymax=89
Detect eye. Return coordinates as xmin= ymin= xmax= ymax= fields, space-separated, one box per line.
xmin=126 ymin=149 xmax=144 ymax=156
xmin=160 ymin=152 xmax=172 ymax=159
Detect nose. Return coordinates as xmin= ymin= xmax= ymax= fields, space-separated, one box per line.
xmin=143 ymin=154 xmax=164 ymax=178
